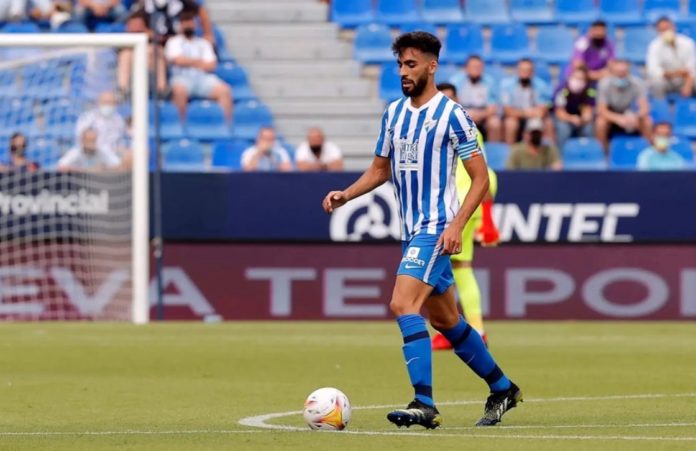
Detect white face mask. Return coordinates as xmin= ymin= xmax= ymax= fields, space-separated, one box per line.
xmin=567 ymin=77 xmax=586 ymax=94
xmin=654 ymin=136 xmax=670 ymax=151
xmin=99 ymin=104 xmax=115 ymax=117
xmin=155 ymin=0 xmax=168 ymax=8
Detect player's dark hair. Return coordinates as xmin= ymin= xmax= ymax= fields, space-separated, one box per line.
xmin=655 ymin=16 xmax=673 ymax=27
xmin=10 ymin=132 xmax=24 ymax=141
xmin=518 ymin=57 xmax=534 ymax=66
xmin=179 ymin=10 xmax=197 ymax=22
xmin=392 ymin=32 xmax=441 ymax=60
xmin=436 ymin=82 xmax=457 ymax=96
xmin=465 ymin=54 xmax=483 ymax=65
xmin=590 ymin=20 xmax=607 ymax=28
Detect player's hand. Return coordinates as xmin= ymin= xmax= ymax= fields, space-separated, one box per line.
xmin=322 ymin=191 xmax=348 ymax=214
xmin=437 ymin=225 xmax=462 ymax=255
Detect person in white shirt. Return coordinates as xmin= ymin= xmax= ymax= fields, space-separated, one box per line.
xmin=647 ymin=17 xmax=696 ymax=99
xmin=58 ymin=128 xmax=121 ymax=172
xmin=295 ymin=127 xmax=344 ymax=172
xmin=241 ymin=127 xmax=292 ymax=172
xmin=164 ymin=10 xmax=232 ymax=122
xmin=75 ymin=91 xmax=127 ymax=157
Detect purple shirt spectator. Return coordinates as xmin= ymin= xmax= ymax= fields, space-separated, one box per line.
xmin=564 ymin=21 xmax=614 ymax=82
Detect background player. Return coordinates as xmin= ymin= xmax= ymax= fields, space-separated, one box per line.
xmin=322 ymin=32 xmax=521 ymax=428
xmin=431 ymin=82 xmax=501 ymax=349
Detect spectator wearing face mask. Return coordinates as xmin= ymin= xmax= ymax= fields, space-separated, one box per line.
xmin=554 ymin=67 xmax=596 ymax=150
xmin=58 ymin=128 xmax=121 ymax=172
xmin=242 ymin=127 xmax=293 ymax=172
xmin=506 ymin=118 xmax=562 ymax=170
xmin=637 ymin=122 xmax=688 ymax=170
xmin=295 ymin=127 xmax=344 ymax=172
xmin=75 ymin=91 xmax=127 ymax=157
xmin=0 ymin=133 xmax=39 ymax=172
xmin=596 ymin=59 xmax=652 ymax=152
xmin=565 ymin=20 xmax=615 ymax=83
xmin=647 ymin=17 xmax=696 ymax=99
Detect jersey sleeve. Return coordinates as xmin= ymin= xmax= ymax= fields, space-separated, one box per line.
xmin=449 ymin=105 xmax=483 ymax=161
xmin=374 ymin=108 xmax=391 ymax=158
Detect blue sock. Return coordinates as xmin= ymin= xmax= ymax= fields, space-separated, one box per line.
xmin=396 ymin=314 xmax=434 ymax=407
xmin=442 ymin=316 xmax=511 ymax=392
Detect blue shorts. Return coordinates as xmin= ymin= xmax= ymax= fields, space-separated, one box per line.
xmin=397 ymin=233 xmax=454 ymax=295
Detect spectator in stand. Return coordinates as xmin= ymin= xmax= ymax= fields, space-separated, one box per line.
xmin=74 ymin=0 xmax=128 ymax=29
xmin=133 ymin=0 xmax=214 ymax=46
xmin=500 ymin=58 xmax=553 ymax=146
xmin=596 ymin=59 xmax=652 ymax=151
xmin=75 ymin=91 xmax=128 ymax=157
xmin=58 ymin=128 xmax=121 ymax=172
xmin=554 ymin=67 xmax=596 ymax=150
xmin=565 ymin=20 xmax=615 ymax=83
xmin=506 ymin=118 xmax=562 ymax=170
xmin=0 ymin=133 xmax=39 ymax=172
xmin=117 ymin=11 xmax=168 ymax=97
xmin=637 ymin=122 xmax=687 ymax=170
xmin=450 ymin=55 xmax=502 ymax=142
xmin=647 ymin=17 xmax=696 ymax=99
xmin=0 ymin=0 xmax=26 ymax=21
xmin=164 ymin=11 xmax=233 ymax=122
xmin=295 ymin=127 xmax=344 ymax=171
xmin=242 ymin=127 xmax=293 ymax=172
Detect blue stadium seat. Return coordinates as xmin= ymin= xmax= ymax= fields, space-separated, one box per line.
xmin=441 ymin=24 xmax=484 ymax=64
xmin=95 ymin=22 xmax=126 ymax=33
xmin=644 ymin=0 xmax=681 ymax=23
xmin=0 ymin=71 xmax=16 ymax=98
xmin=535 ymin=26 xmax=575 ymax=64
xmin=331 ymin=0 xmax=375 ymax=28
xmin=650 ymin=98 xmax=673 ymax=123
xmin=149 ymin=102 xmax=184 ymax=140
xmin=533 ymin=60 xmax=552 ymax=85
xmin=510 ymin=0 xmax=555 ymax=24
xmin=233 ymin=101 xmax=273 ymax=140
xmin=621 ymin=27 xmax=657 ymax=64
xmin=163 ymin=139 xmax=206 ymax=170
xmin=216 ymin=61 xmax=255 ymax=101
xmin=2 ymin=22 xmax=40 ymax=33
xmin=486 ymin=64 xmax=507 ymax=85
xmin=464 ymin=0 xmax=511 ymax=25
xmin=555 ymin=0 xmax=598 ymax=25
xmin=599 ymin=0 xmax=645 ymax=26
xmin=26 ymin=137 xmax=62 ymax=169
xmin=376 ymin=0 xmax=420 ymax=26
xmin=399 ymin=23 xmax=439 ymax=36
xmin=186 ymin=101 xmax=232 ymax=141
xmin=0 ymin=98 xmax=35 ymax=137
xmin=689 ymin=1 xmax=696 ymax=24
xmin=674 ymin=99 xmax=696 ymax=138
xmin=57 ymin=22 xmax=89 ymax=33
xmin=44 ymin=99 xmax=81 ymax=139
xmin=353 ymin=24 xmax=394 ymax=64
xmin=609 ymin=136 xmax=650 ymax=169
xmin=421 ymin=0 xmax=464 ymax=24
xmin=483 ymin=142 xmax=510 ymax=170
xmin=435 ymin=64 xmax=459 ymax=85
xmin=490 ymin=24 xmax=530 ymax=64
xmin=379 ymin=64 xmax=402 ymax=102
xmin=211 ymin=139 xmax=251 ymax=170
xmin=671 ymin=136 xmax=694 ymax=162
xmin=563 ymin=138 xmax=607 ymax=170
xmin=22 ymin=62 xmax=67 ymax=99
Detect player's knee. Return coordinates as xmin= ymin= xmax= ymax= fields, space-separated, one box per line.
xmin=389 ymin=298 xmax=417 ymax=316
xmin=429 ymin=312 xmax=458 ymax=332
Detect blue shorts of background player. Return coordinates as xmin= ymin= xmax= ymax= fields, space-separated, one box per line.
xmin=398 ymin=234 xmax=454 ymax=295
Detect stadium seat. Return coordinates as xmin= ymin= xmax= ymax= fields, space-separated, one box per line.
xmin=44 ymin=99 xmax=81 ymax=139
xmin=186 ymin=101 xmax=232 ymax=141
xmin=353 ymin=24 xmax=394 ymax=64
xmin=233 ymin=101 xmax=273 ymax=140
xmin=435 ymin=64 xmax=459 ymax=85
xmin=149 ymin=102 xmax=184 ymax=140
xmin=57 ymin=22 xmax=89 ymax=33
xmin=483 ymin=142 xmax=510 ymax=170
xmin=609 ymin=136 xmax=650 ymax=169
xmin=643 ymin=0 xmax=681 ymax=23
xmin=26 ymin=137 xmax=62 ymax=169
xmin=599 ymin=0 xmax=645 ymax=26
xmin=671 ymin=136 xmax=694 ymax=162
xmin=534 ymin=26 xmax=575 ymax=64
xmin=650 ymin=98 xmax=673 ymax=123
xmin=486 ymin=64 xmax=507 ymax=85
xmin=2 ymin=22 xmax=40 ymax=33
xmin=490 ymin=24 xmax=530 ymax=64
xmin=464 ymin=0 xmax=511 ymax=25
xmin=621 ymin=27 xmax=657 ymax=64
xmin=674 ymin=99 xmax=696 ymax=138
xmin=399 ymin=23 xmax=439 ymax=36
xmin=212 ymin=139 xmax=251 ymax=170
xmin=555 ymin=0 xmax=598 ymax=25
xmin=379 ymin=64 xmax=402 ymax=102
xmin=688 ymin=1 xmax=696 ymax=24
xmin=421 ymin=0 xmax=464 ymax=24
xmin=163 ymin=139 xmax=206 ymax=170
xmin=216 ymin=61 xmax=255 ymax=101
xmin=376 ymin=0 xmax=420 ymax=26
xmin=95 ymin=22 xmax=126 ymax=33
xmin=441 ymin=24 xmax=484 ymax=64
xmin=0 ymin=71 xmax=16 ymax=98
xmin=533 ymin=60 xmax=552 ymax=85
xmin=563 ymin=138 xmax=607 ymax=170
xmin=510 ymin=0 xmax=555 ymax=24
xmin=331 ymin=0 xmax=375 ymax=28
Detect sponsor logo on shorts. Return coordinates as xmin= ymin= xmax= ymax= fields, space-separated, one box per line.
xmin=402 ymin=247 xmax=426 ymax=268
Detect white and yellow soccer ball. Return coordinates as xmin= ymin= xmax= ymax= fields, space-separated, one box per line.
xmin=302 ymin=387 xmax=351 ymax=430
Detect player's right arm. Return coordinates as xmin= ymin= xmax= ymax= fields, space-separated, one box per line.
xmin=322 ymin=156 xmax=390 ymax=213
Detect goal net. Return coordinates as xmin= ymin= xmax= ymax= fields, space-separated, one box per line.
xmin=0 ymin=34 xmax=149 ymax=323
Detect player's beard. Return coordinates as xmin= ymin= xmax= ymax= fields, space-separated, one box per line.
xmin=402 ymin=74 xmax=428 ymax=98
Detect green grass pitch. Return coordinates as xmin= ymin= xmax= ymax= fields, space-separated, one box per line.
xmin=1 ymin=322 xmax=695 ymax=450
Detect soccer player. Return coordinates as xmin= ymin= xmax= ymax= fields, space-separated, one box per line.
xmin=322 ymin=32 xmax=522 ymax=428
xmin=431 ymin=82 xmax=500 ymax=349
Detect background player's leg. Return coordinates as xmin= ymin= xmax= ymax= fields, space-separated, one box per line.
xmin=453 ymin=260 xmax=485 ymax=336
xmin=426 ymin=287 xmax=511 ymax=393
xmin=390 ymin=274 xmax=436 ymax=407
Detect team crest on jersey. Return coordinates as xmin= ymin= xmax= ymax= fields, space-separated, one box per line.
xmin=398 ymin=139 xmax=419 ymax=170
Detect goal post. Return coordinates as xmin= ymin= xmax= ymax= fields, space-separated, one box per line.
xmin=0 ymin=33 xmax=150 ymax=324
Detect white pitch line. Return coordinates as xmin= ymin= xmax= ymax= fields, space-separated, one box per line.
xmin=446 ymin=422 xmax=696 ymax=431
xmin=0 ymin=430 xmax=265 ymax=437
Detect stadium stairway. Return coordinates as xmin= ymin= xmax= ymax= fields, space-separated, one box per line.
xmin=207 ymin=0 xmax=384 ymax=170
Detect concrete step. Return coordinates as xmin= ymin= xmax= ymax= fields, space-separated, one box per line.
xmin=229 ymin=41 xmax=352 ymax=60
xmin=277 ymin=117 xmax=380 ymax=138
xmin=245 ymin=61 xmax=361 ymax=78
xmin=283 ymin=136 xmax=376 ymax=159
xmin=221 ymin=23 xmax=339 ymax=40
xmin=252 ymin=79 xmax=373 ymax=98
xmin=344 ymin=157 xmax=372 ymax=171
xmin=208 ymin=2 xmax=327 ymax=23
xmin=268 ymin=99 xmax=383 ymax=117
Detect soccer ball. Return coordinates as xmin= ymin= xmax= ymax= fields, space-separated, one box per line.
xmin=303 ymin=387 xmax=351 ymax=430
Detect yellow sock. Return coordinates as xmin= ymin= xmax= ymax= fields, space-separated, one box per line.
xmin=453 ymin=266 xmax=484 ymax=335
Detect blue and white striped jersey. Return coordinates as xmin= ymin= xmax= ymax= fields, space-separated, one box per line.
xmin=374 ymin=92 xmax=482 ymax=241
